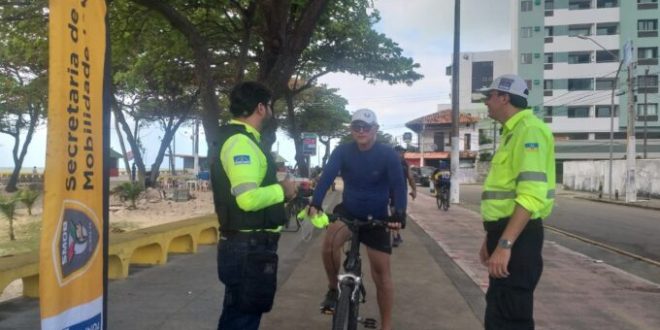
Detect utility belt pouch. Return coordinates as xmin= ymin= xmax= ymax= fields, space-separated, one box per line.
xmin=237 ymin=250 xmax=278 ymax=313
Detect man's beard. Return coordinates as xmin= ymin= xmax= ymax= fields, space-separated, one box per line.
xmin=260 ymin=115 xmax=278 ymax=150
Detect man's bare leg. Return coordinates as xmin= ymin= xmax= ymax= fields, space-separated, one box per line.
xmin=322 ymin=221 xmax=351 ymax=289
xmin=367 ymin=247 xmax=393 ymax=330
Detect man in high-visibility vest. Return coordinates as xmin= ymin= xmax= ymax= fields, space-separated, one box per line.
xmin=478 ymin=74 xmax=555 ymax=330
xmin=210 ymin=81 xmax=297 ymax=329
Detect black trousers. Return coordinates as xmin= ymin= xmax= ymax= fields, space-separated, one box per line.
xmin=484 ymin=218 xmax=544 ymax=330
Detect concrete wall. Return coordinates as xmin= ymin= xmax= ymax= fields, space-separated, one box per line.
xmin=563 ymin=159 xmax=660 ymax=197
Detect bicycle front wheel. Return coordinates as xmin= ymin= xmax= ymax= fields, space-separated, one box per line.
xmin=332 ymin=283 xmax=358 ymax=330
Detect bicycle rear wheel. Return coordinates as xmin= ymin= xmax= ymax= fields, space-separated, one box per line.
xmin=332 ymin=283 xmax=358 ymax=330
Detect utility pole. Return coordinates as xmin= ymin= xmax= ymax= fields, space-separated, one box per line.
xmin=643 ymin=67 xmax=649 ymax=159
xmin=450 ymin=0 xmax=461 ymax=204
xmin=420 ymin=122 xmax=425 ymax=167
xmin=625 ymin=61 xmax=637 ymax=202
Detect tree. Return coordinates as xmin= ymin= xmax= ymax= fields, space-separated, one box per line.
xmin=0 ymin=2 xmax=48 ymax=192
xmin=17 ymin=188 xmax=39 ymax=216
xmin=279 ymin=85 xmax=350 ymax=170
xmin=0 ymin=194 xmax=18 ymax=241
xmin=110 ymin=1 xmax=200 ymax=186
xmin=112 ymin=181 xmax=144 ymax=210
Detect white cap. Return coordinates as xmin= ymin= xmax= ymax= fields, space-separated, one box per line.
xmin=351 ymin=108 xmax=378 ymax=125
xmin=478 ymin=74 xmax=529 ymax=99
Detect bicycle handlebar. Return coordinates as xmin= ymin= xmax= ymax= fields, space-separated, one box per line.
xmin=327 ymin=214 xmax=389 ymax=228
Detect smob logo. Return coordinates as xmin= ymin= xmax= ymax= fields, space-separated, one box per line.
xmin=54 ymin=201 xmax=100 ymax=283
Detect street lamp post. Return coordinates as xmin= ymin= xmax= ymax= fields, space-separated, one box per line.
xmin=576 ymin=35 xmax=622 ymax=200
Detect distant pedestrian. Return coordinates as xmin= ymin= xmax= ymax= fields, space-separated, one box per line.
xmin=391 ymin=145 xmax=416 ymax=247
xmin=478 ymin=74 xmax=556 ymax=329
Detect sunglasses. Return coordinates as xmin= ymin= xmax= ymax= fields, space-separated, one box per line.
xmin=351 ymin=123 xmax=373 ymax=133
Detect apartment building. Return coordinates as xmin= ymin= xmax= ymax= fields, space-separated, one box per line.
xmin=513 ymin=0 xmax=660 ymax=161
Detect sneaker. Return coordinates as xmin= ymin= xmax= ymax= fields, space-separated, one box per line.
xmin=392 ymin=235 xmax=402 ymax=247
xmin=320 ymin=288 xmax=338 ymax=314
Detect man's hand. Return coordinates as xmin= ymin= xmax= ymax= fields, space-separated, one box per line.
xmin=389 ymin=211 xmax=406 ymax=230
xmin=409 ymin=190 xmax=417 ymax=200
xmin=279 ymin=177 xmax=297 ymax=201
xmin=487 ymin=247 xmax=511 ymax=279
xmin=479 ymin=237 xmax=489 ymax=266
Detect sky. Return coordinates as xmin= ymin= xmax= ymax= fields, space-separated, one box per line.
xmin=0 ymin=0 xmax=511 ymax=171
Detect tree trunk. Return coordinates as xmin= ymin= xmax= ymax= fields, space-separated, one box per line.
xmin=112 ymin=105 xmax=147 ymax=188
xmin=320 ymin=137 xmax=331 ymax=167
xmin=285 ymin=91 xmax=309 ymax=177
xmin=8 ymin=218 xmax=15 ymax=241
xmin=148 ymin=118 xmax=185 ymax=187
xmin=115 ymin=114 xmax=132 ymax=178
xmin=5 ymin=109 xmax=38 ymax=193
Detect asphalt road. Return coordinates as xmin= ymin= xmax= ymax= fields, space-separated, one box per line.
xmin=453 ymin=184 xmax=660 ymax=263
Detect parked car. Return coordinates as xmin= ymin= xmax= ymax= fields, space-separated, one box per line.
xmin=410 ymin=166 xmax=436 ymax=187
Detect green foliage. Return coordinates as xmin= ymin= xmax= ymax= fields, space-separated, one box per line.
xmin=279 ymin=85 xmax=351 ymax=139
xmin=0 ymin=194 xmax=19 ymax=241
xmin=112 ymin=182 xmax=144 ymax=209
xmin=17 ymin=189 xmax=40 ymax=216
xmin=479 ymin=152 xmax=492 ymax=162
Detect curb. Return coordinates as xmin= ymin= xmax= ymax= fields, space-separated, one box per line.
xmin=572 ymin=195 xmax=660 ymax=211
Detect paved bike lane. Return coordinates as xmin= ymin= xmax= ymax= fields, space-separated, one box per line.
xmin=409 ymin=191 xmax=660 ymax=329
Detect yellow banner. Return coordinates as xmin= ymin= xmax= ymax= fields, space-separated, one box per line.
xmin=40 ymin=1 xmax=107 ymax=329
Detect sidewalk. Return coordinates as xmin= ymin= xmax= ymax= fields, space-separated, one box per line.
xmin=556 ymin=186 xmax=660 ymax=211
xmin=409 ymin=192 xmax=660 ymax=329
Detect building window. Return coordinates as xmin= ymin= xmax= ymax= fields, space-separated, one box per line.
xmin=521 ymin=27 xmax=533 ymax=38
xmin=545 ymin=0 xmax=555 ymax=9
xmin=544 ymin=26 xmax=554 ymax=36
xmin=595 ymin=78 xmax=616 ymax=90
xmin=568 ymin=107 xmax=590 ymax=118
xmin=544 ymin=79 xmax=553 ymax=90
xmin=595 ymin=105 xmax=619 ymax=117
xmin=434 ymin=132 xmax=445 ymax=152
xmin=568 ymin=78 xmax=593 ymax=91
xmin=596 ymin=50 xmax=618 ymax=62
xmin=464 ymin=134 xmax=471 ymax=150
xmin=521 ymin=53 xmax=533 ymax=64
xmin=521 ymin=0 xmax=534 ymax=11
xmin=544 ymin=53 xmax=554 ymax=64
xmin=568 ymin=51 xmax=592 ymax=64
xmin=638 ymin=0 xmax=658 ymax=10
xmin=638 ymin=19 xmax=658 ymax=37
xmin=638 ymin=47 xmax=658 ymax=64
xmin=597 ymin=0 xmax=618 ymax=8
xmin=637 ymin=103 xmax=658 ymax=121
xmin=568 ymin=24 xmax=592 ymax=36
xmin=569 ymin=0 xmax=592 ymax=9
xmin=638 ymin=75 xmax=659 ymax=93
xmin=471 ymin=61 xmax=493 ymax=102
xmin=595 ymin=132 xmax=626 ymax=139
xmin=596 ymin=23 xmax=619 ymax=35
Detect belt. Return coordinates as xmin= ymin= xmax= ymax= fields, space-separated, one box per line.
xmin=220 ymin=230 xmax=280 ymax=244
xmin=483 ymin=217 xmax=542 ymax=232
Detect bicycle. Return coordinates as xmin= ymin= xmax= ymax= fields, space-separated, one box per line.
xmin=327 ymin=214 xmax=385 ymax=330
xmin=282 ymin=191 xmax=311 ymax=232
xmin=436 ymin=185 xmax=449 ymax=211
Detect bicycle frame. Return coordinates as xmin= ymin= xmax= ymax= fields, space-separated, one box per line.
xmin=330 ymin=215 xmax=385 ymax=330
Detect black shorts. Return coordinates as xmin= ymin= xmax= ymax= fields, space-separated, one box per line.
xmin=358 ymin=225 xmax=392 ymax=255
xmin=332 ymin=203 xmax=392 ymax=255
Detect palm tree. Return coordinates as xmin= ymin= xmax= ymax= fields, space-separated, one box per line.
xmin=0 ymin=195 xmax=18 ymax=241
xmin=18 ymin=189 xmax=40 ymax=216
xmin=112 ymin=182 xmax=143 ymax=209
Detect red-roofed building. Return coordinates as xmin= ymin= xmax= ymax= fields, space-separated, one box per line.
xmin=404 ymin=109 xmax=479 ymax=168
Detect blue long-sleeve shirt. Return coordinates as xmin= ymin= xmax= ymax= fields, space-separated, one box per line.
xmin=311 ymin=142 xmax=407 ymax=220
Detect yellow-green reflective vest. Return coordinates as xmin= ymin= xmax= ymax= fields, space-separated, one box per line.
xmin=481 ymin=109 xmax=556 ymax=222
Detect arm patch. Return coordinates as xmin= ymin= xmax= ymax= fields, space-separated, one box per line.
xmin=233 ymin=155 xmax=251 ymax=165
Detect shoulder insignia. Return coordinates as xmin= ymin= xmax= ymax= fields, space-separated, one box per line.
xmin=524 ymin=142 xmax=539 ymax=152
xmin=233 ymin=155 xmax=251 ymax=165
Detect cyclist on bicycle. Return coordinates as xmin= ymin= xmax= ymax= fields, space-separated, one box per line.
xmin=433 ymin=162 xmax=451 ymax=198
xmin=308 ymin=109 xmax=406 ymax=330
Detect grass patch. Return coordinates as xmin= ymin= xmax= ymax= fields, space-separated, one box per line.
xmin=0 ymin=219 xmax=41 ymax=256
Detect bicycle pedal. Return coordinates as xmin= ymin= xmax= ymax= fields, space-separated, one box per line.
xmin=320 ymin=307 xmax=335 ymax=315
xmin=360 ymin=317 xmax=377 ymax=329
